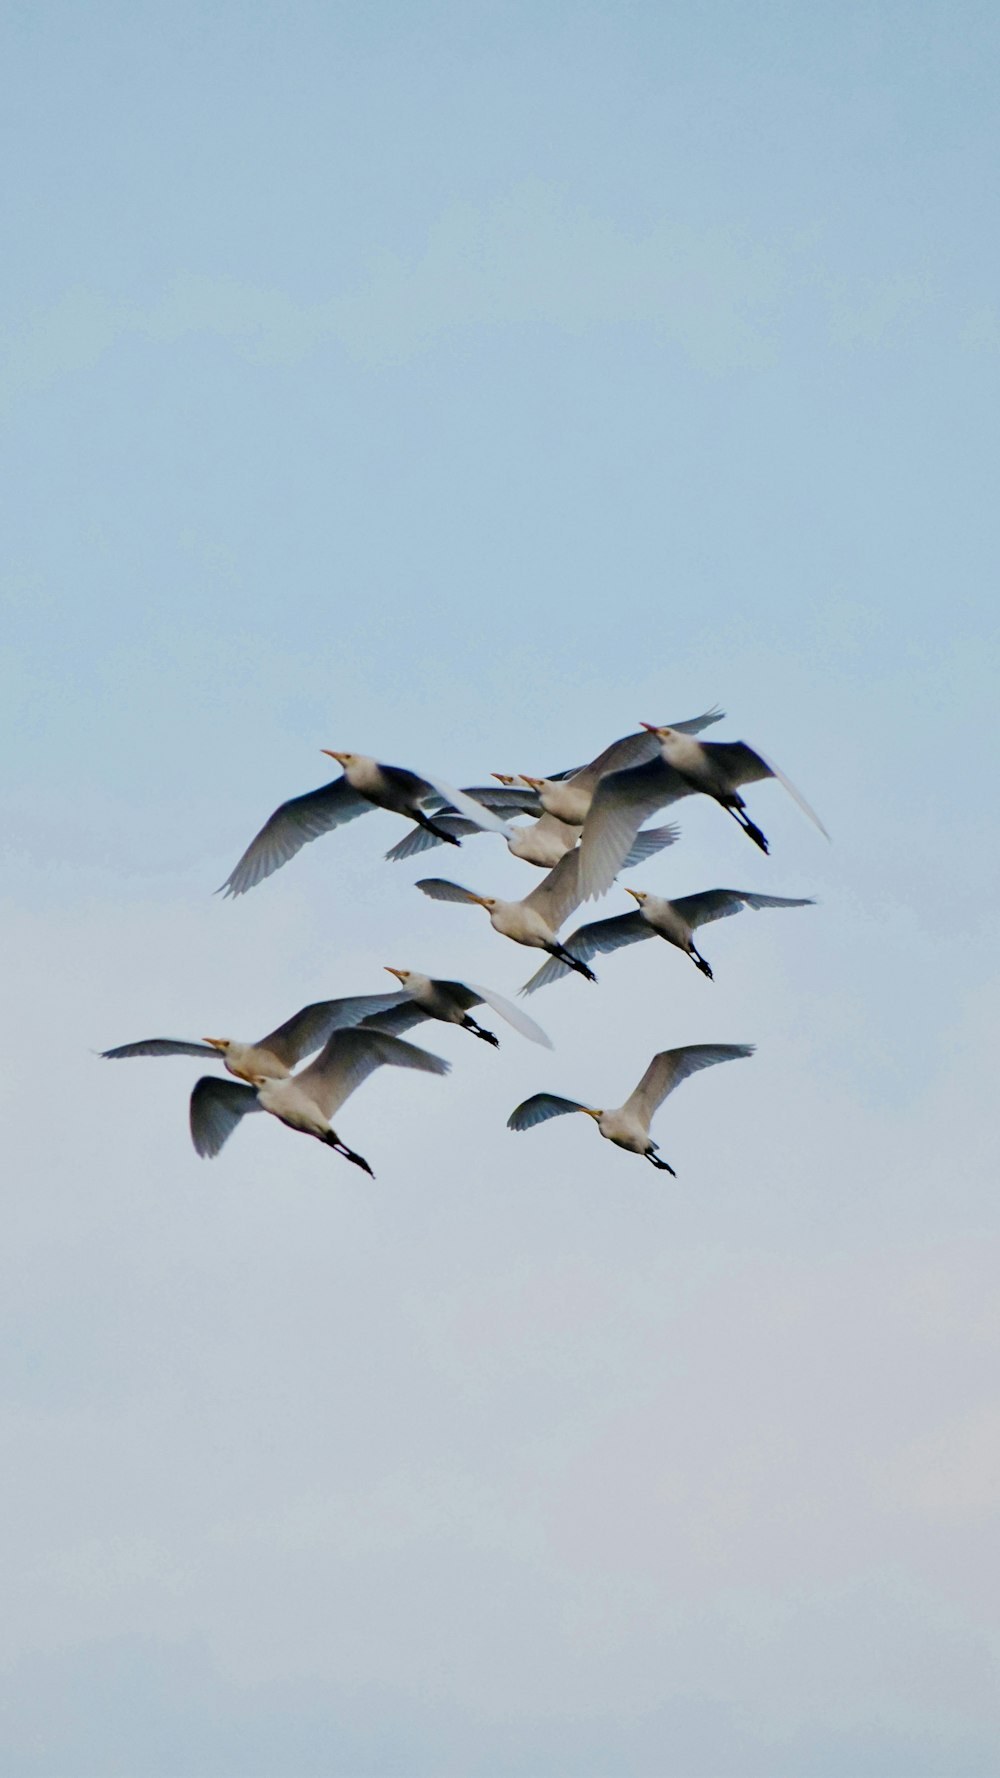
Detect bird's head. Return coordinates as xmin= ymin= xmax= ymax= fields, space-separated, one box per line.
xmin=518 ymin=775 xmax=546 ymax=790
xmin=470 ymin=894 xmax=496 ymax=911
xmin=625 ymin=888 xmax=647 ymax=904
xmin=384 ymin=967 xmax=410 ymax=983
xmin=203 ymin=1037 xmax=231 ymax=1052
xmin=491 ymin=772 xmax=519 ymax=786
xmin=322 ymin=750 xmax=355 ymax=767
xmin=640 ymin=723 xmax=673 ymax=740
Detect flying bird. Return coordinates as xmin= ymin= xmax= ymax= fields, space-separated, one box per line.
xmin=189 ymin=1027 xmax=450 ymax=1174
xmin=385 ymin=804 xmax=680 ymax=872
xmin=496 ymin=706 xmax=725 ymax=828
xmin=577 ymin=726 xmax=828 ymax=901
xmin=371 ymin=971 xmax=552 ymax=1048
xmin=99 ymin=992 xmax=411 ymax=1081
xmin=218 ymin=752 xmax=512 ymax=897
xmin=416 ymin=848 xmax=598 ymax=981
xmin=507 ymin=1043 xmax=754 ymax=1172
xmin=520 ymin=888 xmax=815 ymax=992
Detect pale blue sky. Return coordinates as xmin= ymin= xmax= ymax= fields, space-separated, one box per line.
xmin=3 ymin=4 xmax=999 ymax=1774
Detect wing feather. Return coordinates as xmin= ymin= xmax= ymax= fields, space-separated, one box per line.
xmin=507 ymin=1093 xmax=589 ymax=1131
xmin=101 ymin=1038 xmax=218 ymax=1060
xmin=415 ymin=877 xmax=486 ymax=905
xmin=463 ymin=982 xmax=553 ymax=1047
xmin=295 ymin=1028 xmax=450 ymax=1119
xmin=218 ymin=778 xmax=370 ymax=897
xmin=520 ymin=911 xmax=652 ymax=994
xmin=521 ymin=849 xmax=582 ymax=927
xmin=577 ymin=758 xmax=693 ymax=902
xmin=189 ymin=1077 xmax=263 ymax=1157
xmin=623 ymin=1043 xmax=755 ymax=1125
xmin=670 ymin=890 xmax=816 ymax=930
xmin=257 ymin=993 xmax=415 ymax=1064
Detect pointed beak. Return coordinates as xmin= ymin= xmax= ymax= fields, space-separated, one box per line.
xmin=625 ymin=888 xmax=643 ymax=902
xmin=491 ymin=772 xmax=514 ymax=784
xmin=582 ymin=1107 xmax=603 ymax=1120
xmin=203 ymin=1037 xmax=226 ymax=1050
xmin=322 ymin=750 xmax=348 ymax=763
xmin=384 ymin=967 xmax=405 ymax=980
xmin=639 ymin=722 xmax=666 ymax=735
xmin=520 ymin=775 xmax=543 ymax=788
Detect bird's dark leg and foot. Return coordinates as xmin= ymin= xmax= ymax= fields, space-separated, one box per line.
xmin=645 ymin=1151 xmax=676 ymax=1174
xmin=322 ymin=1131 xmax=375 ymax=1176
xmin=462 ymin=1016 xmax=499 ymax=1047
xmin=413 ymin=811 xmax=462 ymax=846
xmin=724 ymin=801 xmax=769 ymax=854
xmin=550 ymin=943 xmax=597 ymax=983
xmin=690 ymin=947 xmax=714 ymax=980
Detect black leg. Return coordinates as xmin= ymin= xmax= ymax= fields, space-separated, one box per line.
xmin=414 ymin=811 xmax=461 ymax=846
xmin=463 ymin=1016 xmax=499 ymax=1047
xmin=551 ymin=943 xmax=597 ymax=983
xmin=645 ymin=1151 xmax=676 ymax=1175
xmin=690 ymin=948 xmax=714 ymax=980
xmin=322 ymin=1131 xmax=375 ymax=1175
xmin=724 ymin=802 xmax=769 ymax=853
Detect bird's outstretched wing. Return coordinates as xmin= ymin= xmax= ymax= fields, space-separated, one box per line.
xmin=358 ymin=1000 xmax=430 ymax=1037
xmin=190 ymin=1077 xmax=263 ymax=1157
xmin=218 ymin=778 xmax=370 ymax=897
xmin=101 ymin=1038 xmax=219 ymax=1060
xmin=578 ymin=758 xmax=693 ymax=902
xmin=257 ymin=993 xmax=415 ymax=1065
xmin=461 ymin=983 xmax=553 ymax=1047
xmin=384 ymin=816 xmax=480 ymax=861
xmin=520 ymin=910 xmax=652 ymax=994
xmin=623 ymin=1043 xmax=755 ymax=1127
xmin=415 ymin=877 xmax=486 ymax=904
xmin=670 ymin=890 xmax=816 ymax=930
xmin=547 ymin=707 xmax=724 ymax=784
xmin=622 ymin=822 xmax=681 ymax=868
xmin=703 ymin=742 xmax=829 ymax=838
xmin=417 ymin=773 xmax=517 ymax=838
xmin=295 ymin=1028 xmax=450 ymax=1119
xmin=507 ymin=1093 xmax=590 ymax=1131
xmin=521 ymin=849 xmax=582 ymax=929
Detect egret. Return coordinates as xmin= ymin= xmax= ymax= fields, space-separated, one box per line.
xmin=508 ymin=1043 xmax=754 ymax=1172
xmin=219 ymin=753 xmax=512 ymax=897
xmin=521 ymin=887 xmax=815 ymax=992
xmin=577 ymin=727 xmax=828 ymax=901
xmin=100 ymin=992 xmax=411 ymax=1081
xmin=386 ymin=805 xmax=680 ymax=872
xmin=189 ymin=1027 xmax=450 ymax=1174
xmin=372 ymin=971 xmax=552 ymax=1048
xmin=497 ymin=706 xmax=725 ymax=828
xmin=416 ymin=848 xmax=598 ymax=981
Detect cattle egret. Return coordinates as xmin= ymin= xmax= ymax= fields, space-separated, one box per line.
xmin=100 ymin=992 xmax=410 ymax=1081
xmin=373 ymin=971 xmax=552 ymax=1048
xmin=577 ymin=727 xmax=828 ymax=901
xmin=508 ymin=1043 xmax=754 ymax=1172
xmin=521 ymin=888 xmax=815 ymax=992
xmin=385 ymin=806 xmax=680 ymax=872
xmin=416 ymin=848 xmax=597 ymax=981
xmin=219 ymin=753 xmax=512 ymax=897
xmin=498 ymin=706 xmax=725 ymax=828
xmin=189 ymin=1028 xmax=450 ymax=1174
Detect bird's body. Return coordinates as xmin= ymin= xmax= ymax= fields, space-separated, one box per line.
xmin=507 ymin=706 xmax=725 ymax=828
xmin=100 ymin=993 xmax=410 ymax=1081
xmin=521 ymin=887 xmax=815 ymax=991
xmin=416 ymin=850 xmax=600 ymax=981
xmin=372 ymin=970 xmax=551 ymax=1048
xmin=508 ymin=1043 xmax=754 ymax=1172
xmin=189 ymin=1027 xmax=450 ymax=1174
xmin=219 ymin=752 xmax=510 ymax=897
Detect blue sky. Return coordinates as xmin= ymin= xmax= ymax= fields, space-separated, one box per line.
xmin=3 ymin=4 xmax=999 ymax=1773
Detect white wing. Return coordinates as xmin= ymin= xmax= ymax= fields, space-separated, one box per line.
xmin=257 ymin=993 xmax=415 ymax=1064
xmin=670 ymin=890 xmax=816 ymax=931
xmin=577 ymin=758 xmax=693 ymax=902
xmin=295 ymin=1028 xmax=450 ymax=1119
xmin=621 ymin=822 xmax=681 ymax=868
xmin=521 ymin=849 xmax=583 ymax=929
xmin=623 ymin=1043 xmax=755 ymax=1128
xmin=519 ymin=910 xmax=652 ymax=994
xmin=464 ymin=982 xmax=553 ymax=1047
xmin=507 ymin=1093 xmax=590 ymax=1131
xmin=189 ymin=1077 xmax=263 ymax=1157
xmin=384 ymin=816 xmax=479 ymax=861
xmin=418 ymin=772 xmax=516 ymax=838
xmin=218 ymin=777 xmax=370 ymax=897
xmin=750 ymin=746 xmax=830 ymax=839
xmin=704 ymin=742 xmax=829 ymax=839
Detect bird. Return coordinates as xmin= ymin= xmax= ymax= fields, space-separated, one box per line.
xmin=369 ymin=970 xmax=552 ymax=1048
xmin=218 ymin=752 xmax=513 ymax=897
xmin=385 ymin=801 xmax=680 ymax=872
xmin=99 ymin=992 xmax=414 ymax=1081
xmin=507 ymin=1043 xmax=754 ymax=1172
xmin=577 ymin=726 xmax=828 ymax=901
xmin=189 ymin=1027 xmax=450 ymax=1174
xmin=495 ymin=706 xmax=725 ymax=829
xmin=520 ymin=887 xmax=815 ymax=992
xmin=416 ymin=848 xmax=599 ymax=982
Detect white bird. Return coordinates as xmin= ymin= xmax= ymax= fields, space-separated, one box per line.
xmin=372 ymin=970 xmax=552 ymax=1048
xmin=577 ymin=725 xmax=828 ymax=901
xmin=219 ymin=751 xmax=513 ymax=897
xmin=189 ymin=1027 xmax=450 ymax=1175
xmin=99 ymin=992 xmax=411 ymax=1081
xmin=521 ymin=887 xmax=815 ymax=992
xmin=507 ymin=1042 xmax=754 ymax=1172
xmin=385 ymin=804 xmax=680 ymax=872
xmin=416 ymin=848 xmax=598 ymax=981
xmin=497 ymin=705 xmax=725 ymax=828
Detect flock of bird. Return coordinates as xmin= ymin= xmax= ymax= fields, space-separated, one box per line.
xmin=102 ymin=706 xmax=827 ymax=1178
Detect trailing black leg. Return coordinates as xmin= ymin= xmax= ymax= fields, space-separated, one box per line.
xmin=645 ymin=1151 xmax=676 ymax=1175
xmin=550 ymin=943 xmax=597 ymax=983
xmin=690 ymin=948 xmax=714 ymax=980
xmin=414 ymin=811 xmax=461 ymax=846
xmin=724 ymin=801 xmax=769 ymax=854
xmin=463 ymin=1016 xmax=499 ymax=1047
xmin=322 ymin=1130 xmax=375 ymax=1176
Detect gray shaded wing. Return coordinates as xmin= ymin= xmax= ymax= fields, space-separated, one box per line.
xmin=384 ymin=816 xmax=479 ymax=862
xmin=520 ymin=910 xmax=652 ymax=994
xmin=666 ymin=705 xmax=726 ymax=736
xmin=701 ymin=741 xmax=775 ymax=787
xmin=462 ymin=982 xmax=554 ymax=1047
xmin=257 ymin=993 xmax=415 ymax=1065
xmin=622 ymin=822 xmax=681 ymax=868
xmin=359 ymin=1002 xmax=432 ymax=1037
xmin=190 ymin=1077 xmax=263 ymax=1157
xmin=670 ymin=890 xmax=816 ymax=931
xmin=507 ymin=1093 xmax=590 ymax=1131
xmin=218 ymin=778 xmax=370 ymax=897
xmin=295 ymin=1028 xmax=450 ymax=1119
xmin=521 ymin=848 xmax=582 ymax=927
xmin=427 ymin=784 xmax=542 ymax=816
xmin=415 ymin=877 xmax=485 ymax=904
xmin=416 ymin=773 xmax=516 ymax=837
xmin=624 ymin=1043 xmax=755 ymax=1126
xmin=548 ymin=707 xmax=724 ymax=783
xmin=101 ymin=1038 xmax=218 ymax=1060
xmin=577 ymin=757 xmax=694 ymax=902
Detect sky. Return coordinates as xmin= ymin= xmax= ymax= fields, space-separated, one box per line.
xmin=2 ymin=2 xmax=999 ymax=1773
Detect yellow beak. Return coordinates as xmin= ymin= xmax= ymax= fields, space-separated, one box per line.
xmin=384 ymin=967 xmax=405 ymax=980
xmin=322 ymin=750 xmax=348 ymax=764
xmin=520 ymin=775 xmax=544 ymax=788
xmin=639 ymin=722 xmax=667 ymax=736
xmin=582 ymin=1107 xmax=603 ymax=1120
xmin=203 ymin=1037 xmax=226 ymax=1050
xmin=625 ymin=888 xmax=644 ymax=902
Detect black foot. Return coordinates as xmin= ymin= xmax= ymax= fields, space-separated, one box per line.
xmin=323 ymin=1132 xmax=375 ymax=1176
xmin=646 ymin=1151 xmax=677 ymax=1175
xmin=464 ymin=1019 xmax=499 ymax=1047
xmin=692 ymin=952 xmax=714 ymax=980
xmin=742 ymin=818 xmax=769 ymax=854
xmin=553 ymin=944 xmax=597 ymax=983
xmin=417 ymin=814 xmax=461 ymax=846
